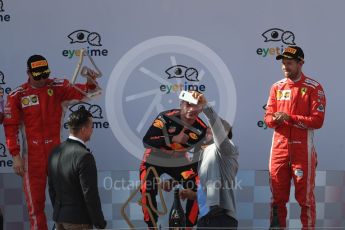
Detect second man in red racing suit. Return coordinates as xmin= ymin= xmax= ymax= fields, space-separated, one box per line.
xmin=264 ymin=46 xmax=326 ymax=229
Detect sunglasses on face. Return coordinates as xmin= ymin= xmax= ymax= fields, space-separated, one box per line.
xmin=31 ymin=69 xmax=51 ymax=81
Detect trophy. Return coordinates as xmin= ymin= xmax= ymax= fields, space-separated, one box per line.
xmin=70 ymin=48 xmax=102 ymax=99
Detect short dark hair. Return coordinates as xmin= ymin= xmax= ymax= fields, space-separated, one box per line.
xmin=67 ymin=107 xmax=92 ymax=132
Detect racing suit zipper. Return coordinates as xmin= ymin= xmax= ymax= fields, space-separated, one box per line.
xmin=288 ymin=85 xmax=300 ymax=168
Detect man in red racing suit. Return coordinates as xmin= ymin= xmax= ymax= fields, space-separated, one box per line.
xmin=3 ymin=54 xmax=99 ymax=230
xmin=264 ymin=46 xmax=326 ymax=230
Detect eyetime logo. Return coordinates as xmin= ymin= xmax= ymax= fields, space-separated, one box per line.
xmin=0 ymin=70 xmax=12 ymax=95
xmin=62 ymin=30 xmax=109 ymax=59
xmin=257 ymin=28 xmax=296 ymax=58
xmin=0 ymin=0 xmax=11 ymax=22
xmin=63 ymin=102 xmax=109 ymax=129
xmin=160 ymin=65 xmax=206 ymax=94
xmin=0 ymin=143 xmax=13 ymax=169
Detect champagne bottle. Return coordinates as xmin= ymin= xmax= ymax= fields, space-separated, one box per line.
xmin=169 ymin=188 xmax=186 ymax=230
xmin=269 ymin=205 xmax=280 ymax=229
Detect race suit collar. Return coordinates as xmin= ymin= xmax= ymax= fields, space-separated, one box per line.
xmin=287 ymin=73 xmax=305 ymax=85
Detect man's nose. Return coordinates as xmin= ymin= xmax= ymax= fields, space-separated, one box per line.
xmin=188 ymin=106 xmax=198 ymax=111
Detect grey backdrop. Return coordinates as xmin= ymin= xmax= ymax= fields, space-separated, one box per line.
xmin=1 ymin=0 xmax=345 ymax=229
xmin=0 ymin=0 xmax=343 ymax=171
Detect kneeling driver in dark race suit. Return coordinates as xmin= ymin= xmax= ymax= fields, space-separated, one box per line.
xmin=140 ymin=93 xmax=208 ymax=229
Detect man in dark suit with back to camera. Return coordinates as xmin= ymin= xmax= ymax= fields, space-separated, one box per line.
xmin=48 ymin=107 xmax=106 ymax=230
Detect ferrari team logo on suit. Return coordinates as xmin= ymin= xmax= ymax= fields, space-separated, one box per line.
xmin=301 ymin=87 xmax=307 ymax=95
xmin=47 ymin=89 xmax=54 ymax=96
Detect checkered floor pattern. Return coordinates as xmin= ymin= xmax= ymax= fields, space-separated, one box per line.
xmin=1 ymin=170 xmax=345 ymax=229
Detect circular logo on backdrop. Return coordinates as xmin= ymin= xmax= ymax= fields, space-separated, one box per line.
xmin=105 ymin=36 xmax=237 ymax=163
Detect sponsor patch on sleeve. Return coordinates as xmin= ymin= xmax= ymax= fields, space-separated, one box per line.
xmin=317 ymin=104 xmax=325 ymax=112
xmin=189 ymin=132 xmax=198 ymax=140
xmin=153 ymin=119 xmax=164 ymax=129
xmin=317 ymin=90 xmax=325 ymax=99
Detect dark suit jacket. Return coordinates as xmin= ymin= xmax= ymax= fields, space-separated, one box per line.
xmin=48 ymin=138 xmax=106 ymax=228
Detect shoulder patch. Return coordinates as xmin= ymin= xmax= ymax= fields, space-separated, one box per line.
xmin=53 ymin=78 xmax=65 ymax=83
xmin=50 ymin=78 xmax=66 ymax=86
xmin=153 ymin=119 xmax=164 ymax=129
xmin=317 ymin=90 xmax=325 ymax=99
xmin=273 ymin=78 xmax=287 ymax=86
xmin=302 ymin=82 xmax=316 ymax=89
xmin=317 ymin=104 xmax=325 ymax=112
xmin=304 ymin=78 xmax=319 ymax=87
xmin=8 ymin=86 xmax=23 ymax=96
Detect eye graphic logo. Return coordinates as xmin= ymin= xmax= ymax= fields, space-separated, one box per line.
xmin=0 ymin=0 xmax=4 ymax=12
xmin=0 ymin=71 xmax=5 ymax=84
xmin=165 ymin=65 xmax=199 ymax=82
xmin=0 ymin=142 xmax=15 ymax=172
xmin=262 ymin=28 xmax=296 ymax=45
xmin=0 ymin=70 xmax=12 ymax=95
xmin=0 ymin=0 xmax=11 ymax=23
xmin=0 ymin=143 xmax=7 ymax=158
xmin=64 ymin=102 xmax=109 ymax=130
xmin=161 ymin=65 xmax=206 ymax=94
xmin=69 ymin=102 xmax=103 ymax=119
xmin=68 ymin=30 xmax=102 ymax=46
xmin=63 ymin=30 xmax=108 ymax=58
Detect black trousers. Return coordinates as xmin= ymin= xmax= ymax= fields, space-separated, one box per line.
xmin=197 ymin=212 xmax=238 ymax=230
xmin=140 ymin=161 xmax=199 ymax=228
